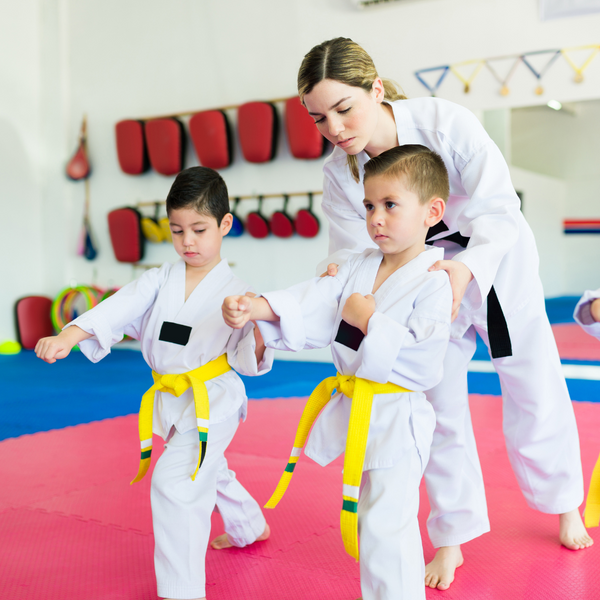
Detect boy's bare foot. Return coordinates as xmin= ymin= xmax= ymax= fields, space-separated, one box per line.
xmin=559 ymin=509 xmax=594 ymax=550
xmin=424 ymin=545 xmax=463 ymax=590
xmin=210 ymin=523 xmax=271 ymax=550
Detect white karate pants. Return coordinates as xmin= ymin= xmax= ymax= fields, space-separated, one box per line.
xmin=424 ymin=281 xmax=584 ymax=547
xmin=151 ymin=410 xmax=266 ymax=599
xmin=358 ymin=443 xmax=428 ymax=600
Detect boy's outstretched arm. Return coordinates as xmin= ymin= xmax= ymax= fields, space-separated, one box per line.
xmin=35 ymin=325 xmax=92 ymax=364
xmin=222 ymin=295 xmax=279 ymax=330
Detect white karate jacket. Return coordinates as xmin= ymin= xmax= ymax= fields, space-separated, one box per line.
xmin=69 ymin=259 xmax=273 ymax=439
xmin=318 ymin=97 xmax=539 ymax=339
xmin=258 ymin=246 xmax=451 ymax=470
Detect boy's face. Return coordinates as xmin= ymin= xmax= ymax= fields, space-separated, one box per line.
xmin=363 ymin=173 xmax=443 ymax=260
xmin=169 ymin=207 xmax=232 ymax=270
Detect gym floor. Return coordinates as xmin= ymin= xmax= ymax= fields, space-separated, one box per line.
xmin=1 ymin=296 xmax=598 ymax=599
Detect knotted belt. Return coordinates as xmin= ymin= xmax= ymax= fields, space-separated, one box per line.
xmin=585 ymin=454 xmax=600 ymax=528
xmin=264 ymin=373 xmax=411 ymax=561
xmin=130 ymin=353 xmax=231 ymax=484
xmin=427 ymin=221 xmax=512 ymax=358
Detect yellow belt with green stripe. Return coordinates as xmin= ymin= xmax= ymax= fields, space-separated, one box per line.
xmin=585 ymin=453 xmax=600 ymax=528
xmin=264 ymin=373 xmax=411 ymax=561
xmin=130 ymin=353 xmax=231 ymax=484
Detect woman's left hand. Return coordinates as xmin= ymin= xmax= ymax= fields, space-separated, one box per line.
xmin=428 ymin=260 xmax=474 ymax=322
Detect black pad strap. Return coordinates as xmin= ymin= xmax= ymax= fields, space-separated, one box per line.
xmin=159 ymin=322 xmax=192 ymax=346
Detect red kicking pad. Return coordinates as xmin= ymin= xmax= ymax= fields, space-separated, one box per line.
xmin=238 ymin=102 xmax=278 ymax=163
xmin=189 ymin=110 xmax=232 ymax=169
xmin=285 ymin=96 xmax=325 ymax=159
xmin=246 ymin=197 xmax=270 ymax=239
xmin=115 ymin=120 xmax=150 ymax=175
xmin=294 ymin=193 xmax=320 ymax=238
xmin=14 ymin=296 xmax=54 ymax=349
xmin=144 ymin=118 xmax=186 ymax=175
xmin=270 ymin=196 xmax=294 ymax=238
xmin=107 ymin=207 xmax=145 ymax=263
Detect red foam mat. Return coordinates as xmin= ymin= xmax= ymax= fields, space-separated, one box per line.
xmin=552 ymin=323 xmax=600 ymax=361
xmin=1 ymin=396 xmax=599 ymax=599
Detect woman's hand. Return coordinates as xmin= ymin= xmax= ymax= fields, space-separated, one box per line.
xmin=342 ymin=293 xmax=376 ymax=335
xmin=428 ymin=260 xmax=474 ymax=322
xmin=320 ymin=263 xmax=339 ymax=278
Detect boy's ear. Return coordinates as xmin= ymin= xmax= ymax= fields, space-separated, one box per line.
xmin=425 ymin=198 xmax=445 ymax=227
xmin=220 ymin=213 xmax=233 ymax=236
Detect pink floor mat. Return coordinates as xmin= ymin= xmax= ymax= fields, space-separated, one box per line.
xmin=1 ymin=396 xmax=599 ymax=599
xmin=552 ymin=323 xmax=600 ymax=361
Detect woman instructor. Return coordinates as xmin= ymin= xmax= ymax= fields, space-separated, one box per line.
xmin=298 ymin=37 xmax=592 ymax=591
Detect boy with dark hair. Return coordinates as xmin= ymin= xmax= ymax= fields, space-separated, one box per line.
xmin=36 ymin=166 xmax=272 ymax=600
xmin=222 ymin=145 xmax=453 ymax=599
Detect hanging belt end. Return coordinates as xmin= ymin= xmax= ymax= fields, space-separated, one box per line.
xmin=131 ymin=455 xmax=152 ymax=484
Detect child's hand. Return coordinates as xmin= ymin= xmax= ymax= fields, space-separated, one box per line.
xmin=591 ymin=298 xmax=600 ymax=322
xmin=342 ymin=293 xmax=376 ymax=335
xmin=35 ymin=336 xmax=74 ymax=364
xmin=320 ymin=263 xmax=339 ymax=277
xmin=222 ymin=295 xmax=254 ymax=329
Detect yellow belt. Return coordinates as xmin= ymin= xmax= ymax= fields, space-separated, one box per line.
xmin=585 ymin=453 xmax=600 ymax=528
xmin=264 ymin=373 xmax=411 ymax=561
xmin=130 ymin=353 xmax=231 ymax=484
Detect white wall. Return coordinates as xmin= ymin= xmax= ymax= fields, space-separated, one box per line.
xmin=0 ymin=1 xmax=45 ymax=342
xmin=511 ymin=99 xmax=600 ymax=294
xmin=3 ymin=0 xmax=600 ymax=341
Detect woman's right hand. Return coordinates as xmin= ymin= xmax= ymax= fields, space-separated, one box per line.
xmin=320 ymin=263 xmax=339 ymax=277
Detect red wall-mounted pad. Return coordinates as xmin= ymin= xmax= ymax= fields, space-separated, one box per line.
xmin=246 ymin=212 xmax=270 ymax=238
xmin=295 ymin=194 xmax=320 ymax=238
xmin=14 ymin=296 xmax=54 ymax=349
xmin=144 ymin=118 xmax=186 ymax=176
xmin=238 ymin=102 xmax=278 ymax=163
xmin=115 ymin=120 xmax=149 ymax=175
xmin=270 ymin=196 xmax=294 ymax=238
xmin=285 ymin=96 xmax=325 ymax=159
xmin=189 ymin=110 xmax=232 ymax=169
xmin=107 ymin=207 xmax=145 ymax=263
xmin=270 ymin=211 xmax=294 ymax=238
xmin=295 ymin=209 xmax=320 ymax=237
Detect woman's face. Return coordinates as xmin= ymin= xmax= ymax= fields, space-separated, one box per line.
xmin=303 ymin=78 xmax=383 ymax=156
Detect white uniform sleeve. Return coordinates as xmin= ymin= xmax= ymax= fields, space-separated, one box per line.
xmin=315 ymin=174 xmax=375 ymax=276
xmin=258 ymin=260 xmax=354 ymax=352
xmin=226 ymin=286 xmax=274 ymax=376
xmin=450 ymin=141 xmax=521 ymax=310
xmin=574 ymin=289 xmax=600 ymax=340
xmin=356 ymin=272 xmax=452 ymax=390
xmin=66 ymin=265 xmax=169 ymax=362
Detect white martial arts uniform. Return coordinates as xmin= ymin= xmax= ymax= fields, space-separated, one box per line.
xmin=68 ymin=258 xmax=273 ymax=599
xmin=574 ymin=289 xmax=600 ymax=340
xmin=258 ymin=246 xmax=451 ymax=600
xmin=316 ymin=97 xmax=584 ymax=547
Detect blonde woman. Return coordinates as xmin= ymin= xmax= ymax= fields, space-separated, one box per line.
xmin=298 ymin=37 xmax=592 ymax=592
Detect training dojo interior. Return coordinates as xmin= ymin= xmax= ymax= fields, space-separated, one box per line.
xmin=1 ymin=1 xmax=600 ymax=599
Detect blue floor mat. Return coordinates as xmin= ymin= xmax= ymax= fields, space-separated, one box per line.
xmin=0 ymin=295 xmax=593 ymax=441
xmin=0 ymin=350 xmax=336 ymax=441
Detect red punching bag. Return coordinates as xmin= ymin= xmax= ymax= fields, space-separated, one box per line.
xmin=66 ymin=116 xmax=91 ymax=180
